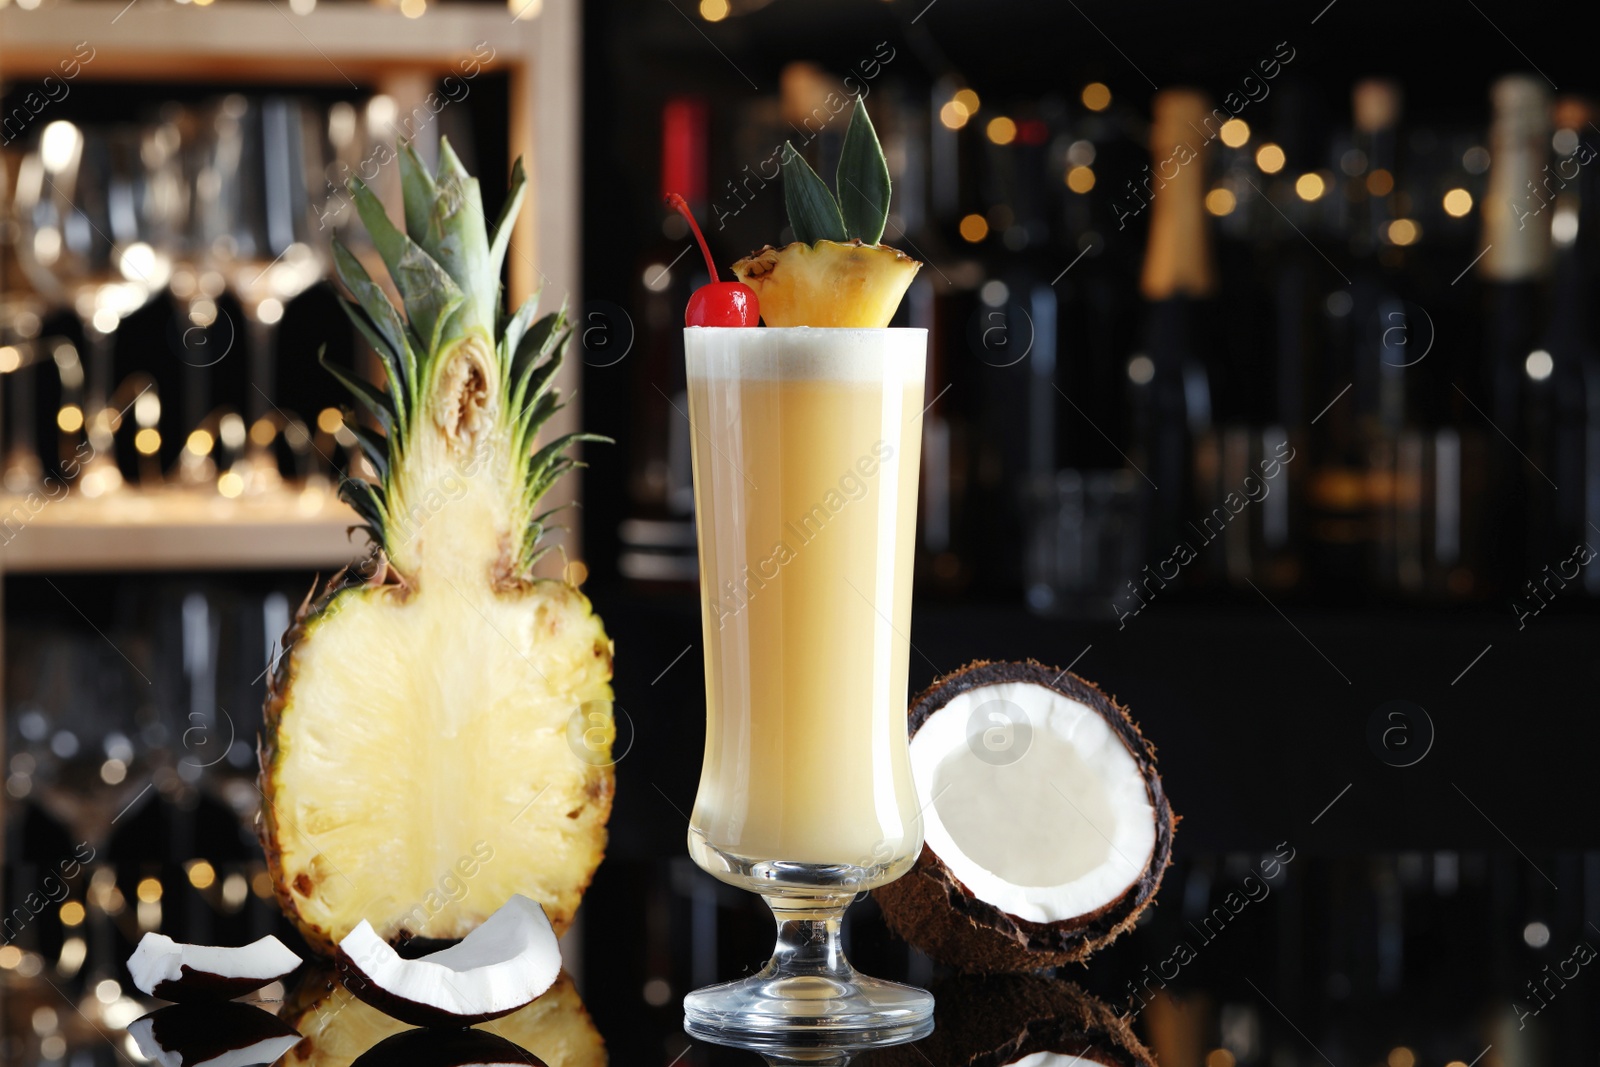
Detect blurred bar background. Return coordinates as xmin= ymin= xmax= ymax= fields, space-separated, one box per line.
xmin=3 ymin=0 xmax=1599 ymax=1063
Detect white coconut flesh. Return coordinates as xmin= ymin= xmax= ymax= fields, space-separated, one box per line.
xmin=126 ymin=1017 xmax=302 ymax=1067
xmin=909 ymin=681 xmax=1157 ymax=925
xmin=338 ymin=894 xmax=560 ymax=1017
xmin=1007 ymin=1055 xmax=1114 ymax=1067
xmin=127 ymin=934 xmax=302 ymax=995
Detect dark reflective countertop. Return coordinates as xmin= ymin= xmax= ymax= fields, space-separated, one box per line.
xmin=4 ymin=597 xmax=1597 ymax=1064
xmin=2 ymin=846 xmax=1595 ymax=1066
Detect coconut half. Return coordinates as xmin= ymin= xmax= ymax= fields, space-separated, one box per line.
xmin=874 ymin=661 xmax=1176 ymax=971
xmin=349 ymin=1028 xmax=546 ymax=1067
xmin=874 ymin=976 xmax=1156 ymax=1067
xmin=128 ymin=933 xmax=302 ymax=1002
xmin=126 ymin=1003 xmax=303 ymax=1067
xmin=336 ymin=894 xmax=561 ymax=1027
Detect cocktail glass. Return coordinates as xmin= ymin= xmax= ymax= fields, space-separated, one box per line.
xmin=682 ymin=326 xmax=934 ymax=1039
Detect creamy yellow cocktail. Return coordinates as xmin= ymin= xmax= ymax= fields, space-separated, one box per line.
xmin=686 ymin=327 xmax=925 ymax=890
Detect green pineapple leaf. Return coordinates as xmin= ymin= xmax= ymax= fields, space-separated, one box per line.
xmin=426 ymin=138 xmax=495 ymax=336
xmin=502 ymin=291 xmax=543 ymax=361
xmin=489 ymin=158 xmax=529 ymax=292
xmin=397 ymin=141 xmax=437 ymax=251
xmin=837 ymin=101 xmax=892 ymax=245
xmin=320 ymin=349 xmax=396 ymax=435
xmin=331 ymin=240 xmax=416 ymax=414
xmin=347 ymin=421 xmax=390 ymax=480
xmin=510 ymin=309 xmax=565 ymax=398
xmin=338 ymin=476 xmax=388 ymax=544
xmin=780 ymin=142 xmax=847 ymax=244
xmin=348 ymin=177 xmax=465 ymax=359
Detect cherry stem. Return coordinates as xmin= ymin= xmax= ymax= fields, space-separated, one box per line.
xmin=666 ymin=193 xmax=722 ymax=283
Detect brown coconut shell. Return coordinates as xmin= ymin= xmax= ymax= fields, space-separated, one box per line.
xmin=870 ymin=975 xmax=1155 ymax=1067
xmin=873 ymin=660 xmax=1177 ymax=973
xmin=144 ymin=956 xmax=300 ymax=1003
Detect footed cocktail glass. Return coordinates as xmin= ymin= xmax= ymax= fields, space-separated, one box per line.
xmin=682 ymin=326 xmax=933 ymax=1038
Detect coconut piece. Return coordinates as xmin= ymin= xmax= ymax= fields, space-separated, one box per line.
xmin=874 ymin=660 xmax=1176 ymax=972
xmin=336 ymin=894 xmax=561 ymax=1027
xmin=126 ymin=1003 xmax=303 ymax=1067
xmin=350 ymin=1028 xmax=546 ymax=1067
xmin=128 ymin=933 xmax=302 ymax=1002
xmin=875 ymin=976 xmax=1155 ymax=1067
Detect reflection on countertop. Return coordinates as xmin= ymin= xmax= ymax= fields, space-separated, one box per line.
xmin=1 ymin=846 xmax=1593 ymax=1064
xmin=110 ymin=969 xmax=1157 ymax=1067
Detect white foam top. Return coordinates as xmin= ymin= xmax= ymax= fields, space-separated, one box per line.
xmin=685 ymin=327 xmax=926 ymax=383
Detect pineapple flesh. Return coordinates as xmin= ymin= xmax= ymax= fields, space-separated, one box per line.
xmin=731 ymin=239 xmax=919 ymax=328
xmin=259 ymin=140 xmax=613 ymax=955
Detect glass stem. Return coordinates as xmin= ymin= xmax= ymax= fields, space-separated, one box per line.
xmin=83 ymin=324 xmax=115 ymax=453
xmin=11 ymin=361 xmax=38 ymax=463
xmin=763 ymin=895 xmax=857 ymax=983
xmin=247 ymin=315 xmax=275 ymax=421
xmin=247 ymin=314 xmax=277 ymax=451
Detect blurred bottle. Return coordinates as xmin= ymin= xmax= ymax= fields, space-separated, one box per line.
xmin=1024 ymin=89 xmax=1152 ymax=616
xmin=1129 ymin=88 xmax=1217 ymax=566
xmin=882 ymin=82 xmax=970 ymax=597
xmin=1350 ymin=79 xmax=1462 ymax=598
xmin=1310 ymin=79 xmax=1401 ymax=596
xmin=1211 ymin=82 xmax=1321 ymax=592
xmin=1478 ymin=75 xmax=1552 ymax=586
xmin=1531 ymin=96 xmax=1600 ymax=592
xmin=967 ymin=102 xmax=1061 ymax=592
xmin=617 ymin=96 xmax=708 ymax=587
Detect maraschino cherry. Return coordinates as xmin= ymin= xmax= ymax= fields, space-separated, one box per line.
xmin=666 ymin=193 xmax=759 ymax=327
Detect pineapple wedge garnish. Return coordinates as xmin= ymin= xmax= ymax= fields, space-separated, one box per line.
xmin=732 ymin=239 xmax=919 ymax=328
xmin=733 ymin=100 xmax=919 ymax=328
xmin=258 ymin=141 xmax=613 ymax=955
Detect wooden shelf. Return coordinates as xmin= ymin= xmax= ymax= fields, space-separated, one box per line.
xmin=0 ymin=0 xmax=584 ymax=562
xmin=0 ymin=487 xmax=368 ymax=573
xmin=0 ymin=1 xmax=536 ymax=83
xmin=0 ymin=0 xmax=583 ymax=869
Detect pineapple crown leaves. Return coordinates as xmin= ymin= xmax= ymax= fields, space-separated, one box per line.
xmin=327 ymin=138 xmax=609 ymax=571
xmin=781 ymin=99 xmax=892 ymax=246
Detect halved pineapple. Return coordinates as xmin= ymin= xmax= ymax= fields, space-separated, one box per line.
xmin=732 ymin=239 xmax=920 ymax=328
xmin=259 ymin=141 xmax=613 ymax=955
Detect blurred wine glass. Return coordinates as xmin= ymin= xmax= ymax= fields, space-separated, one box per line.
xmin=155 ymin=102 xmax=239 ymax=489
xmin=11 ymin=121 xmax=178 ymax=497
xmin=7 ymin=616 xmax=162 ymax=1013
xmin=193 ymin=95 xmax=331 ymax=494
xmin=2 ymin=143 xmax=54 ymax=493
xmin=0 ymin=304 xmax=48 ymax=495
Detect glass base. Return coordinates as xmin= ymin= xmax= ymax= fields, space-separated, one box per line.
xmin=684 ymin=972 xmax=934 ymax=1041
xmin=682 ymin=891 xmax=933 ymax=1042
